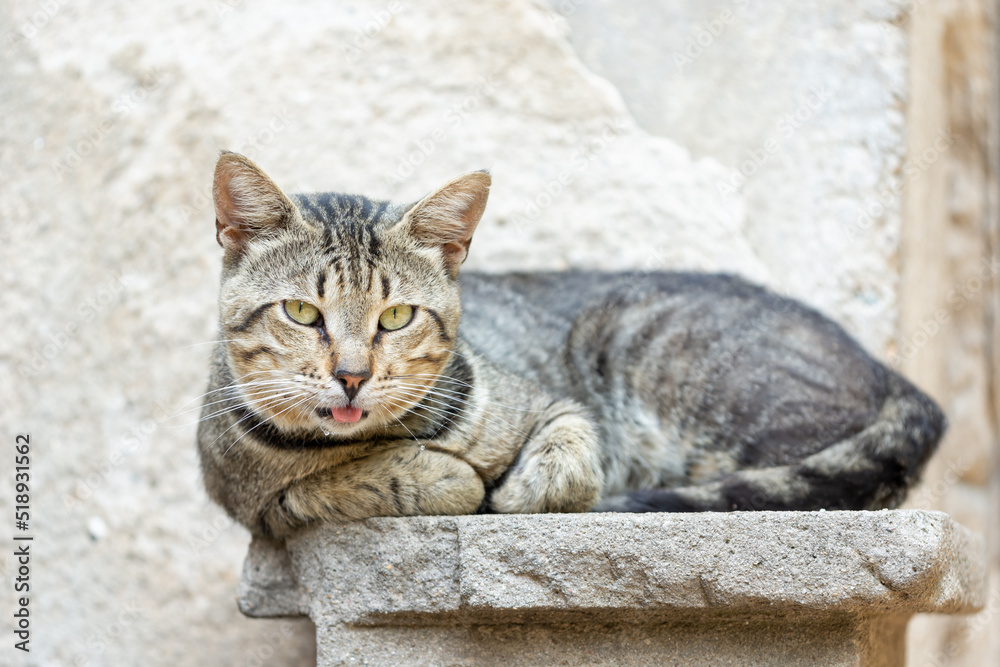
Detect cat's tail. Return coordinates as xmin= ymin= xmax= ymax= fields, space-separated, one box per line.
xmin=594 ymin=371 xmax=946 ymax=513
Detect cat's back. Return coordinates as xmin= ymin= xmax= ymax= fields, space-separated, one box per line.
xmin=459 ymin=270 xmax=882 ymax=395
xmin=458 ymin=270 xmax=634 ymax=385
xmin=457 ymin=270 xmax=841 ymax=375
xmin=458 ymin=270 xmax=891 ymax=487
xmin=459 ymin=270 xmax=795 ymax=319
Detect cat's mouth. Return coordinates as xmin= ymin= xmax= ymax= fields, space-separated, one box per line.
xmin=317 ymin=406 xmax=367 ymax=424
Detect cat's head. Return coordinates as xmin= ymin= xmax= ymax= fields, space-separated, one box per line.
xmin=211 ymin=151 xmax=490 ymax=438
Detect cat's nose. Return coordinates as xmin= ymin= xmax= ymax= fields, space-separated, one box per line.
xmin=335 ymin=369 xmax=371 ymax=402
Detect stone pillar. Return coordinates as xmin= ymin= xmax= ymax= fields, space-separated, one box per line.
xmin=239 ymin=512 xmax=986 ymax=666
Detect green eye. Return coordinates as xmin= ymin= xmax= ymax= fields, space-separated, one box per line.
xmin=285 ymin=300 xmax=320 ymax=325
xmin=379 ymin=304 xmax=413 ymax=331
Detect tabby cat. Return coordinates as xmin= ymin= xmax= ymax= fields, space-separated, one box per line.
xmin=197 ymin=151 xmax=945 ymax=539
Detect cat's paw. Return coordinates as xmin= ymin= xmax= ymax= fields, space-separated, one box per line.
xmin=490 ymin=402 xmax=604 ymax=514
xmin=490 ymin=460 xmax=601 ymax=513
xmin=260 ymin=489 xmax=307 ymax=540
xmin=413 ymin=456 xmax=486 ymax=515
xmin=259 ymin=479 xmax=348 ymax=537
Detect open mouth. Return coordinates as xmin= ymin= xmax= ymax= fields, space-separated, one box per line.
xmin=317 ymin=406 xmax=366 ymax=424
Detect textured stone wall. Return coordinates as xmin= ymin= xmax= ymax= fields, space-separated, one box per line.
xmin=897 ymin=0 xmax=1000 ymax=665
xmin=0 ymin=0 xmax=994 ymax=665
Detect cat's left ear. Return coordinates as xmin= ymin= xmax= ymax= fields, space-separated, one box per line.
xmin=399 ymin=171 xmax=491 ymax=278
xmin=213 ymin=151 xmax=297 ymax=255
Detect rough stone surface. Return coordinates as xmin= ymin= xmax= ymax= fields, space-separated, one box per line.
xmin=237 ymin=535 xmax=310 ymax=619
xmin=308 ymin=617 xmax=893 ymax=667
xmin=246 ymin=511 xmax=986 ymax=621
xmin=0 ymin=0 xmax=995 ymax=665
xmin=237 ymin=511 xmax=985 ymax=665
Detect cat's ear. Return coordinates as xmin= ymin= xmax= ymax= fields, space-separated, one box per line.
xmin=400 ymin=171 xmax=491 ymax=278
xmin=213 ymin=151 xmax=296 ymax=254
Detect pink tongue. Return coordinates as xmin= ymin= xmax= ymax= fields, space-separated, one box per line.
xmin=331 ymin=407 xmax=363 ymax=423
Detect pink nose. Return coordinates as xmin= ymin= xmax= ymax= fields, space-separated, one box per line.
xmin=335 ymin=370 xmax=370 ymax=401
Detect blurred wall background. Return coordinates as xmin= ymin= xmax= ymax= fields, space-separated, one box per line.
xmin=0 ymin=0 xmax=995 ymax=665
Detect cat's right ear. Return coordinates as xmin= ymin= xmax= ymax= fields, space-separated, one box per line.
xmin=398 ymin=170 xmax=491 ymax=279
xmin=213 ymin=151 xmax=296 ymax=255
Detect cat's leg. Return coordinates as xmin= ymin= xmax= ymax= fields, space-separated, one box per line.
xmin=261 ymin=445 xmax=484 ymax=538
xmin=596 ymin=372 xmax=945 ymax=512
xmin=488 ymin=399 xmax=605 ymax=514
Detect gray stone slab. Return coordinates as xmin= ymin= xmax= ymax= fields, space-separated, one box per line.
xmin=240 ymin=510 xmax=986 ymax=625
xmin=237 ymin=535 xmax=310 ymax=618
xmin=238 ymin=510 xmax=985 ymax=665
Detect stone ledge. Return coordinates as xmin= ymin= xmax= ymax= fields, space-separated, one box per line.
xmin=239 ymin=510 xmax=985 ymax=624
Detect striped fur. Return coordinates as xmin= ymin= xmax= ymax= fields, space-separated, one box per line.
xmin=197 ymin=153 xmax=944 ymax=539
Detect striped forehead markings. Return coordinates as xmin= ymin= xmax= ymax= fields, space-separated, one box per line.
xmin=266 ymin=193 xmax=405 ymax=299
xmin=295 ymin=192 xmax=390 ymax=224
xmin=292 ymin=192 xmax=393 ymax=263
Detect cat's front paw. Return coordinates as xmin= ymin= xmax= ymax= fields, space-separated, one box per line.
xmin=490 ymin=464 xmax=601 ymax=513
xmin=260 ymin=489 xmax=306 ymax=540
xmin=490 ymin=402 xmax=604 ymax=514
